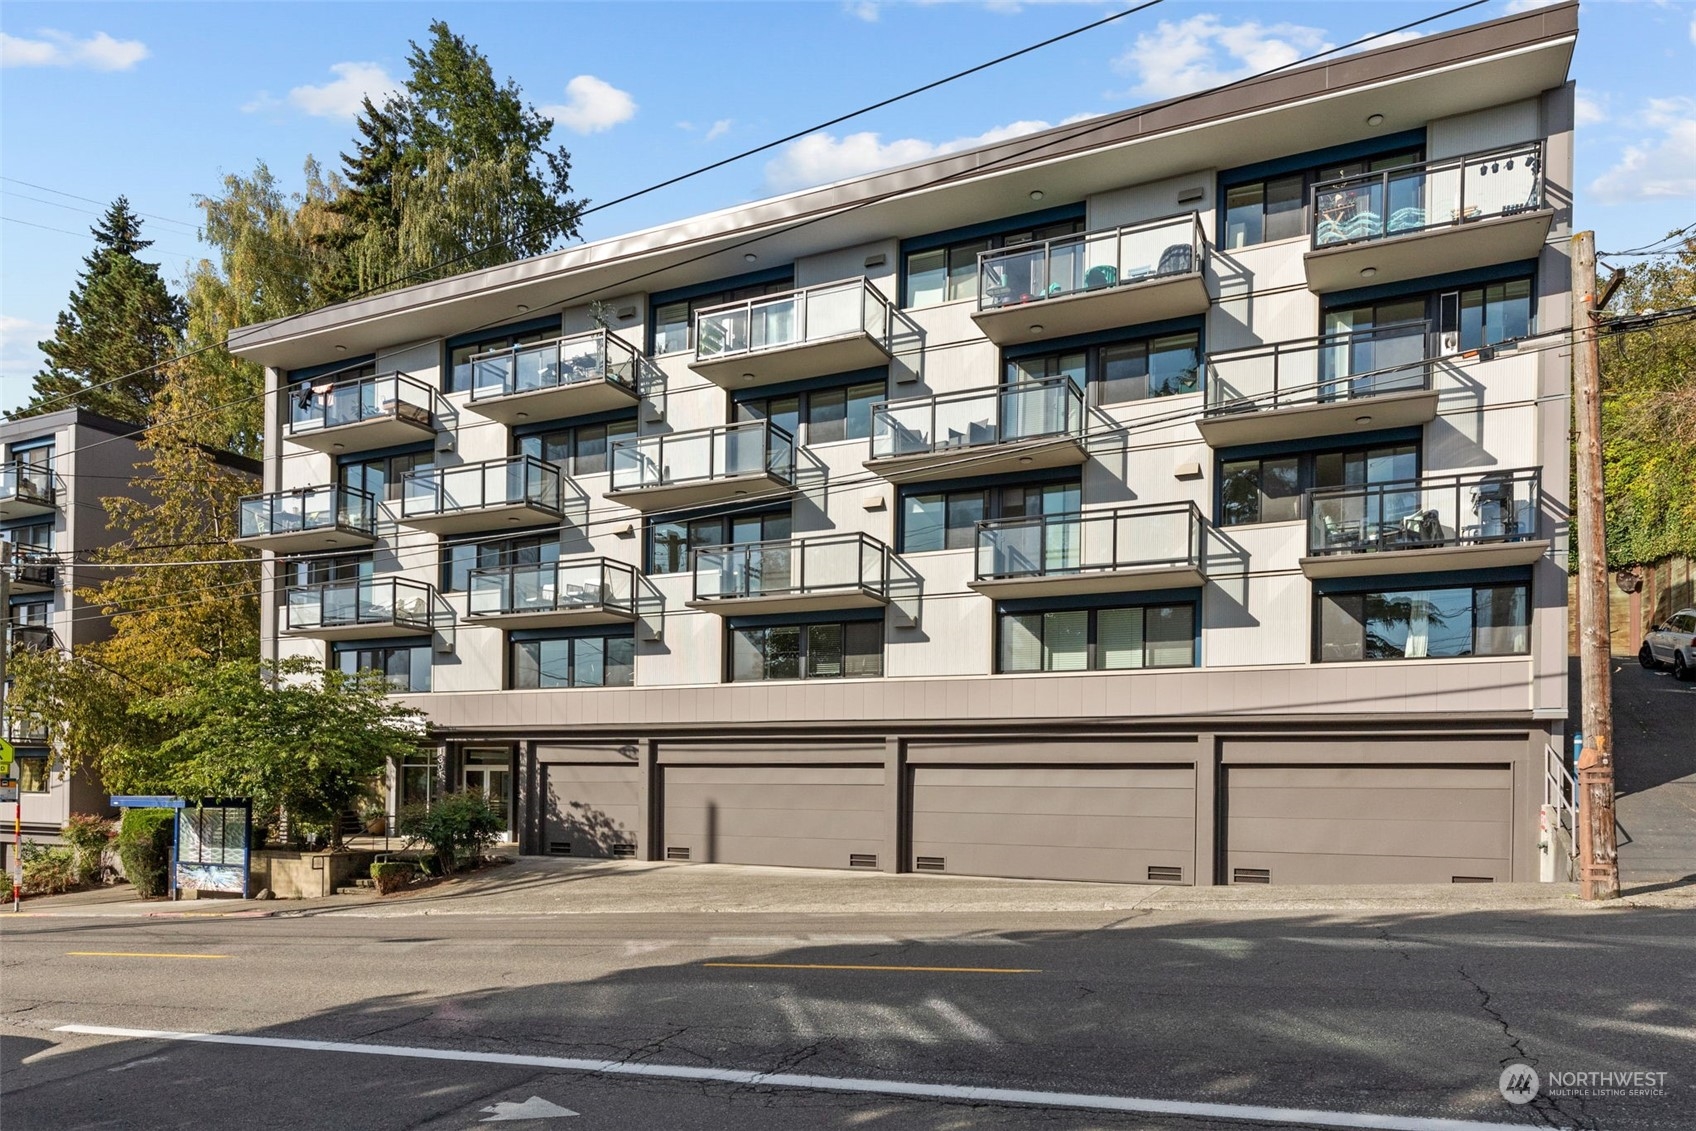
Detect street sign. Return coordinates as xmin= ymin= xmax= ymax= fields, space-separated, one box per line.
xmin=0 ymin=783 xmax=17 ymax=804
xmin=0 ymin=738 xmax=14 ymax=773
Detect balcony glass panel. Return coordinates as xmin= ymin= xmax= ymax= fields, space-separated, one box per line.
xmin=1307 ymin=469 xmax=1540 ymax=556
xmin=693 ymin=534 xmax=890 ymax=601
xmin=694 ymin=278 xmax=893 ymax=362
xmin=871 ymin=377 xmax=1083 ymax=459
xmin=0 ymin=461 xmax=60 ymax=505
xmin=976 ymin=503 xmax=1203 ymax=580
xmin=1207 ymin=321 xmax=1434 ymax=415
xmin=1312 ymin=142 xmax=1545 ymax=248
xmin=468 ymin=559 xmax=636 ymax=618
xmin=469 ymin=329 xmax=645 ymax=402
xmin=609 ymin=421 xmax=796 ymax=491
xmin=288 ymin=372 xmax=435 ymax=435
xmin=978 ymin=214 xmax=1202 ymax=310
xmin=285 ymin=578 xmax=435 ymax=632
xmin=400 ymin=456 xmax=562 ymax=519
xmin=239 ymin=485 xmax=375 ymax=539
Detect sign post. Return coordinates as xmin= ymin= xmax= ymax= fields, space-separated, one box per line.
xmin=2 ymin=739 xmax=17 ymax=911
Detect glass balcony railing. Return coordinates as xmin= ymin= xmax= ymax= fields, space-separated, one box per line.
xmin=694 ymin=278 xmax=895 ymax=362
xmin=11 ymin=550 xmax=57 ymax=589
xmin=1206 ymin=321 xmax=1436 ymax=416
xmin=400 ymin=456 xmax=563 ymax=522
xmin=978 ymin=213 xmax=1204 ymax=311
xmin=239 ymin=485 xmax=376 ymax=540
xmin=3 ymin=713 xmax=50 ymax=745
xmin=871 ymin=377 xmax=1084 ymax=460
xmin=8 ymin=624 xmax=56 ymax=653
xmin=287 ymin=371 xmax=436 ymax=437
xmin=1306 ymin=469 xmax=1541 ymax=557
xmin=0 ymin=461 xmax=60 ymax=509
xmin=975 ymin=503 xmax=1204 ymax=582
xmin=692 ymin=533 xmax=892 ymax=603
xmin=468 ymin=558 xmax=637 ymax=620
xmin=466 ymin=328 xmax=649 ymax=404
xmin=284 ymin=578 xmax=437 ymax=634
xmin=1311 ymin=142 xmax=1545 ymax=249
xmin=609 ymin=421 xmax=796 ymax=493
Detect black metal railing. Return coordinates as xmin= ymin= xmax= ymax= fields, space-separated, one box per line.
xmin=1206 ymin=320 xmax=1436 ymax=416
xmin=1311 ymin=141 xmax=1545 ymax=249
xmin=468 ymin=558 xmax=637 ymax=619
xmin=239 ymin=484 xmax=376 ymax=540
xmin=610 ymin=420 xmax=796 ymax=492
xmin=871 ymin=377 xmax=1084 ymax=460
xmin=975 ymin=502 xmax=1205 ymax=582
xmin=692 ymin=533 xmax=892 ymax=602
xmin=1306 ymin=468 xmax=1541 ymax=556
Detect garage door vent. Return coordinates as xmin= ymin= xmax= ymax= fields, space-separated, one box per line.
xmin=915 ymin=856 xmax=946 ymax=872
xmin=612 ymin=844 xmax=637 ymax=859
xmin=548 ymin=842 xmax=572 ymax=856
xmin=1233 ymin=867 xmax=1271 ymax=884
xmin=666 ymin=846 xmax=691 ymax=861
xmin=1451 ymin=875 xmax=1494 ymax=884
xmin=849 ymin=854 xmax=878 ymax=869
xmin=1147 ymin=866 xmax=1183 ymax=884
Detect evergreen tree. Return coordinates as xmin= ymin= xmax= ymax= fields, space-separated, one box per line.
xmin=17 ymin=198 xmax=185 ymax=422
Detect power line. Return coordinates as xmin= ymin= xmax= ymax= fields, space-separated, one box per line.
xmin=0 ymin=177 xmax=204 ymax=233
xmin=0 ymin=214 xmax=203 ymax=264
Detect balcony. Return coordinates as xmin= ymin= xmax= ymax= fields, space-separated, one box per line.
xmin=1199 ymin=321 xmax=1440 ymax=448
xmin=606 ymin=421 xmax=796 ymax=512
xmin=972 ymin=213 xmax=1210 ymax=346
xmin=1301 ymin=468 xmax=1548 ymax=579
xmin=1304 ymin=142 xmax=1552 ymax=293
xmin=286 ymin=371 xmax=437 ymax=452
xmin=8 ymin=624 xmax=57 ymax=653
xmin=468 ymin=558 xmax=638 ymax=628
xmin=688 ymin=533 xmax=893 ymax=614
xmin=691 ymin=278 xmax=897 ymax=389
xmin=9 ymin=551 xmax=58 ymax=595
xmin=970 ymin=502 xmax=1207 ymax=598
xmin=3 ymin=714 xmax=50 ymax=746
xmin=399 ymin=456 xmax=565 ymax=534
xmin=866 ymin=377 xmax=1085 ymax=483
xmin=236 ymin=485 xmax=377 ymax=552
xmin=0 ymin=462 xmax=61 ymax=520
xmin=464 ymin=329 xmax=647 ymax=424
xmin=283 ymin=578 xmax=440 ymax=640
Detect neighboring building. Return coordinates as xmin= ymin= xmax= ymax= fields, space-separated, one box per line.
xmin=230 ymin=5 xmax=1578 ymax=884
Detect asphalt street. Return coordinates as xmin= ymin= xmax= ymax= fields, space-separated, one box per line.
xmin=3 ymin=904 xmax=1691 ymax=1130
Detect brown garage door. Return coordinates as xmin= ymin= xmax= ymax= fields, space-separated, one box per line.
xmin=544 ymin=763 xmax=640 ymax=858
xmin=909 ymin=766 xmax=1195 ymax=884
xmin=1224 ymin=765 xmax=1512 ymax=885
xmin=661 ymin=765 xmax=884 ymax=870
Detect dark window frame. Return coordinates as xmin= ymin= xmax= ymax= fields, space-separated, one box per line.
xmin=994 ymin=597 xmax=1200 ymax=673
xmin=1214 ymin=432 xmax=1422 ymax=528
xmin=648 ymin=267 xmax=795 ymax=356
xmin=1312 ymin=578 xmax=1532 ymax=663
xmin=444 ymin=314 xmax=566 ymax=393
xmin=333 ymin=639 xmax=433 ymax=693
xmin=725 ymin=613 xmax=885 ymax=683
xmin=1217 ymin=132 xmax=1426 ymax=251
xmin=515 ymin=414 xmax=639 ymax=476
xmin=1005 ymin=325 xmax=1204 ymax=405
xmin=897 ymin=471 xmax=1082 ymax=554
xmin=508 ymin=626 xmax=636 ymax=690
xmin=440 ymin=529 xmax=564 ymax=593
xmin=899 ymin=204 xmax=1087 ymax=310
xmin=646 ymin=506 xmax=792 ymax=575
xmin=733 ymin=372 xmax=888 ymax=445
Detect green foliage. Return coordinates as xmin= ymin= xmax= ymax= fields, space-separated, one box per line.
xmin=20 ymin=842 xmax=79 ymax=896
xmin=369 ymin=860 xmax=420 ymax=895
xmin=117 ymin=808 xmax=176 ymax=898
xmin=397 ymin=791 xmax=504 ymax=873
xmin=62 ymin=814 xmax=117 ymax=885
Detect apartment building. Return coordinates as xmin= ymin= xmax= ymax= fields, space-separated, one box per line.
xmin=229 ymin=5 xmax=1578 ymax=885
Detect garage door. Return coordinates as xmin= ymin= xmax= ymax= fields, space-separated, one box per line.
xmin=909 ymin=766 xmax=1195 ymax=884
xmin=1224 ymin=765 xmax=1512 ymax=884
xmin=544 ymin=763 xmax=640 ymax=858
xmin=661 ymin=765 xmax=884 ymax=870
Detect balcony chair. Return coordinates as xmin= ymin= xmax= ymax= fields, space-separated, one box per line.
xmin=1157 ymin=244 xmax=1195 ymax=275
xmin=1084 ymin=264 xmax=1118 ymax=289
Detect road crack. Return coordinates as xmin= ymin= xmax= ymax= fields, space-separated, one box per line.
xmin=1456 ymin=965 xmax=1597 ymax=1130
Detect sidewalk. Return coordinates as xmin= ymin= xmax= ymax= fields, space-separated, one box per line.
xmin=11 ymin=857 xmax=1691 ymax=920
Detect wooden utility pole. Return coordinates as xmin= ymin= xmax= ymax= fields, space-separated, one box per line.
xmin=1571 ymin=230 xmax=1619 ymax=900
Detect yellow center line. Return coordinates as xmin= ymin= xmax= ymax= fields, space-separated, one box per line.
xmin=66 ymin=951 xmax=232 ymax=960
xmin=701 ymin=962 xmax=1038 ymax=974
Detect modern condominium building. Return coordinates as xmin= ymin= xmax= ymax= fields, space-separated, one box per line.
xmin=230 ymin=5 xmax=1578 ymax=885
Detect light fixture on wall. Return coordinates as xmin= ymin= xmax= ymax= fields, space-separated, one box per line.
xmin=864 ymin=253 xmax=887 ymax=269
xmin=334 ymin=344 xmax=348 ymax=353
xmin=516 ymin=304 xmax=530 ymax=313
xmin=1018 ymin=456 xmax=1034 ymax=465
xmin=616 ymin=305 xmax=637 ymax=320
xmin=1029 ymin=324 xmax=1044 ymax=335
xmin=742 ymin=373 xmax=757 ymax=383
xmin=744 ymin=252 xmax=758 ymax=263
xmin=1029 ymin=190 xmax=1045 ymax=201
xmin=1366 ymin=113 xmax=1386 ymax=127
xmin=1354 ymin=415 xmax=1373 ymax=425
xmin=1359 ymin=266 xmax=1378 ymax=278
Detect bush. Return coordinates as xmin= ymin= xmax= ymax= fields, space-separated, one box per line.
xmin=20 ymin=842 xmax=78 ymax=896
xmin=117 ymin=808 xmax=176 ymax=898
xmin=396 ymin=791 xmax=503 ymax=874
xmin=369 ymin=860 xmax=418 ymax=895
xmin=63 ymin=813 xmax=116 ymax=885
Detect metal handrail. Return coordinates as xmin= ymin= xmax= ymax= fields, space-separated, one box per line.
xmin=467 ymin=327 xmax=650 ymax=402
xmin=287 ymin=371 xmax=437 ymax=435
xmin=691 ymin=532 xmax=892 ymax=602
xmin=284 ymin=577 xmax=438 ymax=632
xmin=1310 ymin=141 xmax=1545 ymax=250
xmin=1545 ymin=741 xmax=1578 ymax=860
xmin=0 ymin=461 xmax=63 ymax=506
xmin=609 ymin=420 xmax=797 ymax=491
xmin=1304 ymin=468 xmax=1541 ymax=557
xmin=693 ymin=277 xmax=895 ymax=362
xmin=467 ymin=557 xmax=637 ymax=618
xmin=977 ymin=212 xmax=1205 ymax=311
xmin=974 ymin=502 xmax=1204 ymax=581
xmin=238 ymin=484 xmax=376 ymax=539
xmin=400 ymin=455 xmax=563 ymax=519
xmin=870 ymin=376 xmax=1084 ymax=459
xmin=1205 ymin=320 xmax=1437 ymax=415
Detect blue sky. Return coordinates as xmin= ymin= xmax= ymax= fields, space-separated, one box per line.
xmin=2 ymin=0 xmax=1692 ymax=409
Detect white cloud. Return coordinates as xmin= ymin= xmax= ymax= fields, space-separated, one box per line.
xmin=543 ymin=75 xmax=637 ymax=134
xmin=705 ymin=118 xmax=734 ymax=142
xmin=844 ymin=1 xmax=880 ymax=21
xmin=1574 ymin=94 xmax=1608 ymax=127
xmin=1 ymin=30 xmax=148 ymax=71
xmin=1115 ymin=15 xmax=1331 ymax=101
xmin=0 ymin=315 xmax=50 ymax=385
xmin=765 ymin=118 xmax=1078 ymax=191
xmin=277 ymin=61 xmax=400 ymax=119
xmin=1590 ymin=97 xmax=1696 ymax=204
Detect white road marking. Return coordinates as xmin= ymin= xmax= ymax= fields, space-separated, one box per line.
xmin=480 ymin=1096 xmax=578 ymax=1121
xmin=56 ymin=1024 xmax=1552 ymax=1131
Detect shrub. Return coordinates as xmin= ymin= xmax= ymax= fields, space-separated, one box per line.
xmin=62 ymin=813 xmax=116 ymax=885
xmin=20 ymin=842 xmax=78 ymax=896
xmin=117 ymin=808 xmax=176 ymax=898
xmin=396 ymin=791 xmax=503 ymax=874
xmin=369 ymin=860 xmax=418 ymax=895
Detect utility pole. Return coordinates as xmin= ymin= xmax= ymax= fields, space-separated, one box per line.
xmin=1571 ymin=230 xmax=1619 ymax=901
xmin=1 ymin=540 xmax=17 ymax=911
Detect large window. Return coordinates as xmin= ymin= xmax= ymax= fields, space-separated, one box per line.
xmin=730 ymin=619 xmax=882 ymax=682
xmin=335 ymin=642 xmax=432 ymax=693
xmin=735 ymin=376 xmax=886 ymax=445
xmin=901 ymin=478 xmax=1079 ymax=553
xmin=4 ymin=521 xmax=53 ymax=554
xmin=904 ymin=217 xmax=1084 ymax=309
xmin=1008 ymin=330 xmax=1201 ymax=405
xmin=511 ymin=631 xmax=635 ymax=689
xmin=653 ymin=277 xmax=794 ymax=356
xmin=999 ymin=603 xmax=1195 ymax=672
xmin=441 ymin=533 xmax=560 ymax=593
xmin=1222 ymin=148 xmax=1422 ymax=250
xmin=1316 ymin=581 xmax=1530 ymax=662
xmin=16 ymin=754 xmax=49 ymax=793
xmin=340 ymin=448 xmax=434 ymax=503
xmin=449 ymin=323 xmax=559 ymax=392
xmin=517 ymin=417 xmax=637 ymax=476
xmin=649 ymin=508 xmax=790 ymax=575
xmin=1220 ymin=441 xmax=1417 ymax=527
xmin=286 ymin=552 xmax=374 ymax=588
xmin=1324 ymin=276 xmax=1533 ymax=355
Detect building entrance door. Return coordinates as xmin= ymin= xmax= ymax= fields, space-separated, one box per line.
xmin=462 ymin=748 xmax=514 ymax=841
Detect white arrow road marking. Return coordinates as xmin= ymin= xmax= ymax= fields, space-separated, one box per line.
xmin=479 ymin=1096 xmax=578 ymax=1121
xmin=54 ymin=1025 xmax=1554 ymax=1131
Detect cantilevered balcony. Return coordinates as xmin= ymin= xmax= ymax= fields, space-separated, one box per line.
xmin=970 ymin=502 xmax=1207 ymax=598
xmin=0 ymin=462 xmax=60 ymax=520
xmin=8 ymin=623 xmax=57 ymax=654
xmin=286 ymin=371 xmax=437 ymax=452
xmin=972 ymin=213 xmax=1209 ymax=346
xmin=691 ymin=278 xmax=897 ymax=389
xmin=3 ymin=713 xmax=50 ymax=746
xmin=1305 ymin=142 xmax=1552 ymax=293
xmin=283 ymin=578 xmax=439 ymax=640
xmin=465 ymin=329 xmax=647 ymax=424
xmin=605 ymin=421 xmax=796 ymax=512
xmin=1301 ymin=468 xmax=1548 ymax=579
xmin=688 ymin=533 xmax=893 ymax=614
xmin=1199 ymin=321 xmax=1439 ymax=448
xmin=467 ymin=558 xmax=637 ymax=628
xmin=866 ymin=377 xmax=1085 ymax=483
xmin=9 ymin=551 xmax=58 ymax=595
xmin=399 ymin=456 xmax=565 ymax=534
xmin=236 ymin=485 xmax=377 ymax=552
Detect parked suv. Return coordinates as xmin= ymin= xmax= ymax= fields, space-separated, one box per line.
xmin=1639 ymin=608 xmax=1696 ymax=681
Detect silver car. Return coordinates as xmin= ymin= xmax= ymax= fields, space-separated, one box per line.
xmin=1639 ymin=607 xmax=1696 ymax=681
